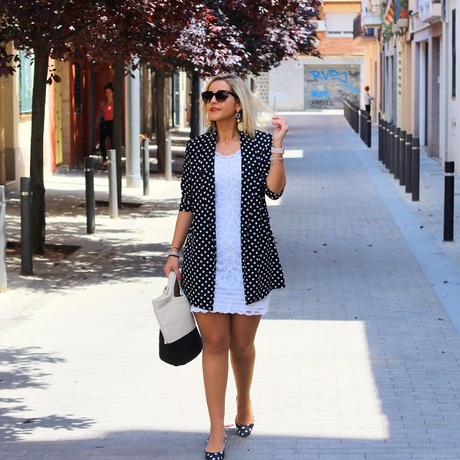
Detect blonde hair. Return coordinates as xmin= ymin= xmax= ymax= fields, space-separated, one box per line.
xmin=201 ymin=73 xmax=273 ymax=138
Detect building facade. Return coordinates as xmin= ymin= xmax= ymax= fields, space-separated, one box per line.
xmin=0 ymin=43 xmax=192 ymax=190
xmin=256 ymin=0 xmax=366 ymax=111
xmin=377 ymin=0 xmax=456 ymax=165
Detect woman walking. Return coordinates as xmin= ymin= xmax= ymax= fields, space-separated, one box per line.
xmin=163 ymin=73 xmax=287 ymax=459
xmin=97 ymin=83 xmax=114 ymax=168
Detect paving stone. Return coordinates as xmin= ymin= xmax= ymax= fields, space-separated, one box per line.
xmin=1 ymin=114 xmax=460 ymax=458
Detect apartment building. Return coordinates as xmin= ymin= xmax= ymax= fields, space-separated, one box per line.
xmin=256 ymin=0 xmax=366 ymax=111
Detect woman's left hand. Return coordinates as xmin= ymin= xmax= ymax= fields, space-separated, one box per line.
xmin=272 ymin=116 xmax=288 ymax=147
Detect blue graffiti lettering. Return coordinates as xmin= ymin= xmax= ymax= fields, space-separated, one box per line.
xmin=309 ymin=68 xmax=350 ymax=83
xmin=311 ymin=89 xmax=330 ymax=98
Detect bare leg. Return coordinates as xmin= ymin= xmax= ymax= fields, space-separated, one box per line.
xmin=194 ymin=312 xmax=231 ymax=452
xmin=229 ymin=314 xmax=262 ymax=425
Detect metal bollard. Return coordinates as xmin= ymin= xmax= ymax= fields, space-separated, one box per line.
xmin=394 ymin=127 xmax=401 ymax=179
xmin=387 ymin=124 xmax=393 ymax=172
xmin=366 ymin=111 xmax=372 ymax=148
xmin=142 ymin=138 xmax=150 ymax=196
xmin=389 ymin=124 xmax=396 ymax=174
xmin=390 ymin=124 xmax=396 ymax=173
xmin=108 ymin=149 xmax=118 ymax=218
xmin=384 ymin=121 xmax=389 ymax=169
xmin=0 ymin=185 xmax=6 ymax=291
xmin=165 ymin=131 xmax=172 ymax=181
xmin=378 ymin=116 xmax=382 ymax=162
xmin=411 ymin=137 xmax=420 ymax=201
xmin=443 ymin=161 xmax=455 ymax=242
xmin=85 ymin=156 xmax=96 ymax=233
xmin=399 ymin=130 xmax=406 ymax=186
xmin=20 ymin=177 xmax=33 ymax=275
xmin=405 ymin=134 xmax=413 ymax=194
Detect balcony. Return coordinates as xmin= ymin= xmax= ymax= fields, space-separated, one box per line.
xmin=353 ymin=14 xmax=377 ymax=40
xmin=362 ymin=0 xmax=384 ymax=26
xmin=418 ymin=0 xmax=441 ymax=22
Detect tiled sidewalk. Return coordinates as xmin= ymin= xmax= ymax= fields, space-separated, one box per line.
xmin=1 ymin=114 xmax=460 ymax=459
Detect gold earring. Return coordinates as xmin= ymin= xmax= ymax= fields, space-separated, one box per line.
xmin=236 ymin=111 xmax=243 ymax=131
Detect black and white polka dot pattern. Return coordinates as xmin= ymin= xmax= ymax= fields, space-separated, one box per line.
xmin=204 ymin=433 xmax=227 ymax=460
xmin=179 ymin=129 xmax=286 ymax=312
xmin=235 ymin=422 xmax=254 ymax=437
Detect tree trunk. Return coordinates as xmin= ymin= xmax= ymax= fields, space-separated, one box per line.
xmin=154 ymin=70 xmax=166 ymax=175
xmin=30 ymin=46 xmax=49 ymax=254
xmin=190 ymin=70 xmax=201 ymax=138
xmin=113 ymin=63 xmax=124 ymax=206
xmin=151 ymin=69 xmax=157 ymax=137
xmin=87 ymin=63 xmax=96 ymax=154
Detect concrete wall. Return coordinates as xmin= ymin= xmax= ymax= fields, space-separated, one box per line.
xmin=268 ymin=59 xmax=305 ymax=111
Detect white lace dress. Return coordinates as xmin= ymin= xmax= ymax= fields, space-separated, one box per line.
xmin=190 ymin=149 xmax=272 ymax=315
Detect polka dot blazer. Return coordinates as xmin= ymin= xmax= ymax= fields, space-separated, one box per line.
xmin=179 ymin=128 xmax=286 ymax=311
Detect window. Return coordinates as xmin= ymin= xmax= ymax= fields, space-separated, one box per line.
xmin=453 ymin=9 xmax=456 ymax=98
xmin=19 ymin=50 xmax=34 ymax=114
xmin=325 ymin=13 xmax=355 ymax=38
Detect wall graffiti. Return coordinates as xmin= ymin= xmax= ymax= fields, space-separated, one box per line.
xmin=304 ymin=65 xmax=360 ymax=109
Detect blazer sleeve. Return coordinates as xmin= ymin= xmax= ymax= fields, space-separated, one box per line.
xmin=179 ymin=140 xmax=193 ymax=212
xmin=264 ymin=133 xmax=285 ymax=200
xmin=265 ymin=184 xmax=284 ymax=200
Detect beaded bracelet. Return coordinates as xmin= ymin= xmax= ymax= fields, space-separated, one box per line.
xmin=271 ymin=145 xmax=284 ymax=154
xmin=270 ymin=156 xmax=285 ymax=165
xmin=168 ymin=247 xmax=180 ymax=257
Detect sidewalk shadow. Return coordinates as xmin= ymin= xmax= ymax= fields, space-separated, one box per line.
xmin=1 ymin=428 xmax=456 ymax=459
xmin=4 ymin=190 xmax=181 ymax=292
xmin=0 ymin=347 xmax=94 ymax=442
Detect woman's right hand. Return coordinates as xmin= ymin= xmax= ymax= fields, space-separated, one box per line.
xmin=163 ymin=255 xmax=182 ymax=281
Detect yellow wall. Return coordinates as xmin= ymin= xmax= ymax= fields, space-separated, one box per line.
xmin=323 ymin=2 xmax=361 ymax=13
xmin=0 ymin=43 xmax=21 ymax=186
xmin=363 ymin=40 xmax=381 ymax=121
xmin=0 ymin=74 xmax=7 ymax=184
xmin=0 ymin=43 xmax=58 ymax=188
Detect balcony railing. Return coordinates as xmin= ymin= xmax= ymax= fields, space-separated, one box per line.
xmin=362 ymin=0 xmax=384 ymax=26
xmin=353 ymin=14 xmax=376 ymax=39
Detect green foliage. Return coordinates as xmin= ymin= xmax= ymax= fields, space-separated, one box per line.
xmin=383 ymin=23 xmax=393 ymax=42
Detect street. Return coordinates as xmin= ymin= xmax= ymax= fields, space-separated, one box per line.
xmin=2 ymin=113 xmax=460 ymax=460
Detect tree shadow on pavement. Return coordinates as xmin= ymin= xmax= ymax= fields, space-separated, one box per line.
xmin=0 ymin=347 xmax=94 ymax=442
xmin=4 ymin=189 xmax=181 ymax=293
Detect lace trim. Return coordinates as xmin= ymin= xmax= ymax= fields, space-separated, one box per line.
xmin=191 ymin=292 xmax=272 ymax=316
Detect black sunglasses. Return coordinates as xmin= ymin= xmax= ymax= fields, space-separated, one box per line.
xmin=201 ymin=90 xmax=238 ymax=103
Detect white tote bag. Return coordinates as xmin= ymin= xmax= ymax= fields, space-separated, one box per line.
xmin=152 ymin=272 xmax=196 ymax=344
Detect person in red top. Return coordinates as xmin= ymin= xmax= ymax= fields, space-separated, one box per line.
xmin=97 ymin=83 xmax=114 ymax=167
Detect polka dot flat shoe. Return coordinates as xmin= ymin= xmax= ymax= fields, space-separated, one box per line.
xmin=204 ymin=431 xmax=227 ymax=460
xmin=235 ymin=419 xmax=254 ymax=438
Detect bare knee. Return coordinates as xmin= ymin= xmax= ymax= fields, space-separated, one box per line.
xmin=202 ymin=335 xmax=229 ymax=355
xmin=230 ymin=339 xmax=255 ymax=358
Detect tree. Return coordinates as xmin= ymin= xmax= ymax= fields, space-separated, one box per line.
xmin=173 ymin=0 xmax=321 ymax=136
xmin=0 ymin=0 xmax=191 ymax=250
xmin=0 ymin=1 xmax=106 ymax=253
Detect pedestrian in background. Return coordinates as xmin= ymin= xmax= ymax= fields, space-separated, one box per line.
xmin=97 ymin=82 xmax=114 ymax=168
xmin=364 ymin=85 xmax=373 ymax=113
xmin=163 ymin=73 xmax=287 ymax=459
